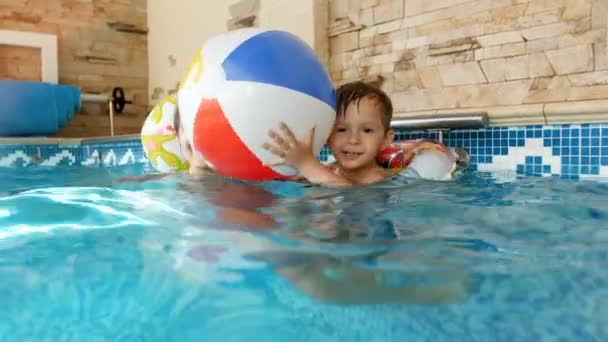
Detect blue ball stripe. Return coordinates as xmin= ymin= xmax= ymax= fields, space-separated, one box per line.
xmin=222 ymin=30 xmax=336 ymax=110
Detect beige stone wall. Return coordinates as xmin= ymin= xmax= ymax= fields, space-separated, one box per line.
xmin=1 ymin=0 xmax=148 ymax=137
xmin=0 ymin=45 xmax=42 ymax=81
xmin=328 ymin=0 xmax=608 ymax=125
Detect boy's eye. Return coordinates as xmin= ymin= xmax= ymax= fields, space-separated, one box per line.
xmin=363 ymin=128 xmax=374 ymax=133
xmin=336 ymin=127 xmax=347 ymax=132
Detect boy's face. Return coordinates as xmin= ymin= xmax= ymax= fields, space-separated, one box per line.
xmin=328 ymin=96 xmax=394 ymax=172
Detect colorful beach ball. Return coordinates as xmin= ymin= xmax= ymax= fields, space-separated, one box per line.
xmin=141 ymin=96 xmax=190 ymax=173
xmin=177 ymin=28 xmax=336 ymax=182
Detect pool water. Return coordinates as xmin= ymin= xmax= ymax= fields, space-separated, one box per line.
xmin=0 ymin=165 xmax=607 ymax=341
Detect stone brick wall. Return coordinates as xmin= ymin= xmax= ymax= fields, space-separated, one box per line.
xmin=328 ymin=0 xmax=608 ymax=125
xmin=0 ymin=0 xmax=148 ymax=137
xmin=0 ymin=45 xmax=42 ymax=81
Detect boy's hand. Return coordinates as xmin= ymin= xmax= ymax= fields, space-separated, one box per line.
xmin=262 ymin=122 xmax=316 ymax=168
xmin=262 ymin=122 xmax=354 ymax=187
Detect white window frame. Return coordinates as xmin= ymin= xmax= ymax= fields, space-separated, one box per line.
xmin=0 ymin=29 xmax=58 ymax=84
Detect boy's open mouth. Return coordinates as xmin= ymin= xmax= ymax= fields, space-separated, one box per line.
xmin=342 ymin=151 xmax=364 ymax=159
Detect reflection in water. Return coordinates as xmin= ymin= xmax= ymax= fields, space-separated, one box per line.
xmin=162 ymin=174 xmax=474 ymax=305
xmin=247 ymin=249 xmax=471 ymax=305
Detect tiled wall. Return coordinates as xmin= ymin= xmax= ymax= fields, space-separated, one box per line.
xmin=1 ymin=123 xmax=608 ymax=179
xmin=395 ymin=123 xmax=608 ymax=179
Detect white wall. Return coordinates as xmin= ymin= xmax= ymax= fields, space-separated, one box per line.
xmin=147 ymin=0 xmax=321 ymax=105
xmin=257 ymin=0 xmax=316 ymax=49
xmin=147 ymin=0 xmax=233 ymax=103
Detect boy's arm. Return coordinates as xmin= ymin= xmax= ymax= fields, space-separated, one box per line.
xmin=401 ymin=140 xmax=448 ymax=164
xmin=262 ymin=122 xmax=353 ymax=187
xmin=291 ymin=155 xmax=353 ymax=187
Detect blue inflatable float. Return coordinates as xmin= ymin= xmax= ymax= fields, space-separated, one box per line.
xmin=0 ymin=80 xmax=81 ymax=137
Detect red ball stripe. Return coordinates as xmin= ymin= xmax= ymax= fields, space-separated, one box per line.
xmin=192 ymin=98 xmax=287 ymax=181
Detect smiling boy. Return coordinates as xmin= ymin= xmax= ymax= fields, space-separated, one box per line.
xmin=263 ymin=81 xmax=411 ymax=187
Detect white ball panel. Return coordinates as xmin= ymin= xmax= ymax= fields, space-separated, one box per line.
xmin=217 ymin=81 xmax=336 ymax=176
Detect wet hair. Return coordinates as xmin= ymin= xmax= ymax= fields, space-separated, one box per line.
xmin=336 ymin=81 xmax=393 ymax=132
xmin=172 ymin=107 xmax=193 ymax=155
xmin=173 ymin=107 xmax=181 ymax=133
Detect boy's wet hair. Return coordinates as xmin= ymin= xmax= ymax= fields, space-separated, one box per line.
xmin=173 ymin=107 xmax=181 ymax=133
xmin=336 ymin=81 xmax=393 ymax=132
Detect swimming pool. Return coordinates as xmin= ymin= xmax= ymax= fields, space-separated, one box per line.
xmin=0 ymin=161 xmax=606 ymax=341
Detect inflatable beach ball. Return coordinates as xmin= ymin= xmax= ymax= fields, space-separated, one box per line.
xmin=177 ymin=28 xmax=336 ymax=181
xmin=141 ymin=96 xmax=190 ymax=172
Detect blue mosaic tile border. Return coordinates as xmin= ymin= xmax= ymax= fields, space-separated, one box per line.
xmin=398 ymin=123 xmax=608 ymax=179
xmin=0 ymin=136 xmax=148 ymax=169
xmin=0 ymin=123 xmax=607 ymax=179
